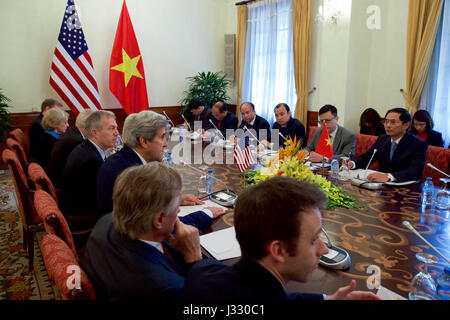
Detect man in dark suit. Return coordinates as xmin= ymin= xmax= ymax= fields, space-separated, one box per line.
xmin=47 ymin=109 xmax=92 ymax=189
xmin=186 ymin=98 xmax=213 ymax=131
xmin=238 ymin=102 xmax=271 ymax=142
xmin=29 ymin=98 xmax=62 ymax=158
xmin=61 ymin=110 xmax=119 ymax=224
xmin=210 ymin=101 xmax=238 ymax=139
xmin=83 ymin=163 xmax=206 ymax=300
xmin=97 ymin=110 xmax=224 ymax=227
xmin=349 ymin=108 xmax=428 ymax=182
xmin=271 ymin=103 xmax=306 ymax=149
xmin=305 ymin=104 xmax=356 ymax=162
xmin=183 ymin=177 xmax=380 ymax=301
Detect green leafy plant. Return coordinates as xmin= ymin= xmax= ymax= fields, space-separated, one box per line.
xmin=0 ymin=89 xmax=13 ymax=142
xmin=180 ymin=71 xmax=231 ymax=122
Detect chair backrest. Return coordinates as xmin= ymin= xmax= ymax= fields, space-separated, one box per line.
xmin=34 ymin=190 xmax=76 ymax=257
xmin=28 ymin=163 xmax=59 ymax=205
xmin=7 ymin=128 xmax=27 ymax=152
xmin=354 ymin=133 xmax=378 ymax=158
xmin=6 ymin=138 xmax=29 ymax=172
xmin=41 ymin=234 xmax=96 ymax=300
xmin=423 ymin=146 xmax=450 ymax=185
xmin=1 ymin=149 xmax=40 ymax=227
xmin=307 ymin=126 xmax=318 ymax=144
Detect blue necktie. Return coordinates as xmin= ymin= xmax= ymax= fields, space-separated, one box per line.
xmin=389 ymin=141 xmax=397 ymax=162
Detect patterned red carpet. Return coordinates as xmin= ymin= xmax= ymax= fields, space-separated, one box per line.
xmin=0 ymin=170 xmax=58 ymax=300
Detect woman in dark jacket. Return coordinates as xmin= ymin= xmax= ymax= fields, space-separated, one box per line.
xmin=37 ymin=108 xmax=69 ymax=170
xmin=411 ymin=110 xmax=444 ymax=147
xmin=359 ymin=108 xmax=385 ymax=136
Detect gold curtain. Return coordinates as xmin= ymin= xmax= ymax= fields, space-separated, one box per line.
xmin=293 ymin=0 xmax=311 ymax=125
xmin=236 ymin=5 xmax=248 ymax=122
xmin=402 ymin=0 xmax=443 ymax=114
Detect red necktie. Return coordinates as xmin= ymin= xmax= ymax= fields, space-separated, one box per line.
xmin=218 ymin=121 xmax=222 ymax=129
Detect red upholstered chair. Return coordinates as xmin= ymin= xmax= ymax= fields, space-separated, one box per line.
xmin=34 ymin=190 xmax=77 ymax=257
xmin=6 ymin=138 xmax=29 ymax=175
xmin=1 ymin=149 xmax=43 ymax=271
xmin=28 ymin=163 xmax=59 ymax=206
xmin=41 ymin=234 xmax=96 ymax=300
xmin=354 ymin=133 xmax=378 ymax=158
xmin=7 ymin=128 xmax=27 ymax=154
xmin=422 ymin=146 xmax=450 ymax=185
xmin=307 ymin=126 xmax=318 ymax=144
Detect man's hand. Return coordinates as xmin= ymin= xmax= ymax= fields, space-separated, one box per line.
xmin=343 ymin=159 xmax=355 ymax=170
xmin=260 ymin=140 xmax=270 ymax=148
xmin=327 ymin=280 xmax=381 ymax=300
xmin=309 ymin=151 xmax=324 ymax=163
xmin=181 ymin=194 xmax=204 ymax=206
xmin=367 ymin=172 xmax=389 ymax=183
xmin=166 ymin=218 xmax=202 ymax=263
xmin=204 ymin=206 xmax=226 ymax=219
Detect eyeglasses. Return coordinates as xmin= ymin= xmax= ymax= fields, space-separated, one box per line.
xmin=382 ymin=119 xmax=402 ymax=125
xmin=318 ymin=118 xmax=335 ymax=124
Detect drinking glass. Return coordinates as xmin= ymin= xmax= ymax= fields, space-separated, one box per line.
xmin=198 ymin=165 xmax=209 ymax=194
xmin=436 ymin=178 xmax=450 ymax=210
xmin=409 ymin=252 xmax=438 ymax=300
xmin=114 ymin=134 xmax=124 ymax=152
xmin=338 ymin=156 xmax=351 ymax=181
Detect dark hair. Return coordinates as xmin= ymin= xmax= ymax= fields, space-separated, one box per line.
xmin=274 ymin=103 xmax=290 ymax=113
xmin=411 ymin=110 xmax=434 ymax=134
xmin=385 ymin=108 xmax=411 ymax=124
xmin=188 ymin=99 xmax=204 ymax=110
xmin=213 ymin=101 xmax=228 ymax=113
xmin=359 ymin=108 xmax=383 ymax=130
xmin=41 ymin=98 xmax=62 ymax=112
xmin=319 ymin=105 xmax=337 ymax=117
xmin=234 ymin=177 xmax=327 ymax=261
xmin=241 ymin=102 xmax=255 ymax=111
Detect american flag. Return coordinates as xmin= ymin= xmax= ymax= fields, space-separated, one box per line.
xmin=234 ymin=144 xmax=256 ymax=173
xmin=49 ymin=0 xmax=101 ymax=115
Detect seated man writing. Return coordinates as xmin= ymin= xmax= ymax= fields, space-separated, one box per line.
xmin=183 ymin=176 xmax=380 ymax=301
xmin=347 ymin=108 xmax=428 ymax=183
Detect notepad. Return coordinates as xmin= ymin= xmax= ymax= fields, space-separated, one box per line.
xmin=376 ymin=286 xmax=407 ymax=300
xmin=200 ymin=227 xmax=242 ymax=261
xmin=178 ymin=200 xmax=227 ymax=217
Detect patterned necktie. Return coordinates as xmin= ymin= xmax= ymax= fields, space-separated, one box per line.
xmin=389 ymin=141 xmax=397 ymax=162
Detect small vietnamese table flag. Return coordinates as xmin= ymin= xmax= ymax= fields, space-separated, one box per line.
xmin=110 ymin=0 xmax=149 ymax=115
xmin=315 ymin=124 xmax=333 ymax=160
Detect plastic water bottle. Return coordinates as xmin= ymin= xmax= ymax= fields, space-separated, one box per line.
xmin=206 ymin=169 xmax=215 ymax=195
xmin=166 ymin=152 xmax=174 ymax=167
xmin=422 ymin=177 xmax=434 ymax=206
xmin=437 ymin=266 xmax=450 ymax=300
xmin=330 ymin=156 xmax=339 ymax=179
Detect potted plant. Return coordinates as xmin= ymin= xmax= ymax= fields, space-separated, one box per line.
xmin=0 ymin=89 xmax=12 ymax=142
xmin=180 ymin=71 xmax=231 ymax=122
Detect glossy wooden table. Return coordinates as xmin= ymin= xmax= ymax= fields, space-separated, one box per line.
xmin=172 ymin=136 xmax=450 ymax=298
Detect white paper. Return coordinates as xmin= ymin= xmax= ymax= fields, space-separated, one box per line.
xmin=348 ymin=169 xmax=378 ymax=180
xmin=376 ymin=286 xmax=407 ymax=300
xmin=200 ymin=227 xmax=242 ymax=261
xmin=178 ymin=199 xmax=227 ymax=217
xmin=384 ymin=180 xmax=418 ymax=186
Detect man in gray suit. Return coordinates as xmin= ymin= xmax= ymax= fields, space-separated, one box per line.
xmin=305 ymin=105 xmax=356 ymax=162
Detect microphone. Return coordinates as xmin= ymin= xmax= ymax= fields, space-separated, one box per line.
xmin=361 ymin=149 xmax=377 ymax=180
xmin=208 ymin=119 xmax=225 ymax=140
xmin=181 ymin=114 xmax=192 ymax=131
xmin=243 ymin=126 xmax=264 ymax=147
xmin=162 ymin=111 xmax=175 ymax=127
xmin=278 ymin=132 xmax=287 ymax=141
xmin=402 ymin=221 xmax=450 ymax=264
xmin=426 ymin=163 xmax=450 ymax=179
xmin=318 ymin=227 xmax=351 ymax=270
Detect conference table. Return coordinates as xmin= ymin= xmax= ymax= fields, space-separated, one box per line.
xmin=171 ymin=134 xmax=450 ymax=299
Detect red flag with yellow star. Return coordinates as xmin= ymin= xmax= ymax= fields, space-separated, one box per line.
xmin=110 ymin=0 xmax=148 ymax=115
xmin=315 ymin=124 xmax=333 ymax=160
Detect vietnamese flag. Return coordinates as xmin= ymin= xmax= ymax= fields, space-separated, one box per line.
xmin=110 ymin=0 xmax=149 ymax=115
xmin=315 ymin=124 xmax=333 ymax=160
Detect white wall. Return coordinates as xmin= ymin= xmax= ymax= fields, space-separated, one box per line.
xmin=0 ymin=0 xmax=238 ymax=112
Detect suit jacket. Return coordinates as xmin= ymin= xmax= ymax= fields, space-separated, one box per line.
xmin=424 ymin=130 xmax=444 ymax=148
xmin=239 ymin=114 xmax=271 ymax=142
xmin=82 ymin=213 xmax=192 ymax=300
xmin=96 ymin=146 xmax=212 ymax=230
xmin=183 ymin=258 xmax=324 ymax=301
xmin=36 ymin=132 xmax=57 ymax=171
xmin=306 ymin=125 xmax=356 ymax=159
xmin=191 ymin=107 xmax=213 ymax=131
xmin=29 ymin=114 xmax=44 ymax=158
xmin=354 ymin=131 xmax=428 ymax=182
xmin=47 ymin=126 xmax=84 ymax=188
xmin=272 ymin=117 xmax=307 ymax=149
xmin=62 ymin=140 xmax=103 ymax=221
xmin=210 ymin=111 xmax=238 ymax=138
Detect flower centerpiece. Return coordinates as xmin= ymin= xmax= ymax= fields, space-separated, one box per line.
xmin=243 ymin=137 xmax=357 ymax=209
